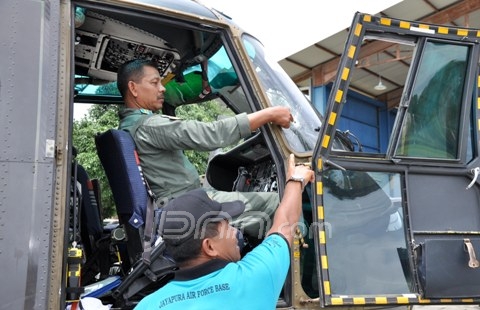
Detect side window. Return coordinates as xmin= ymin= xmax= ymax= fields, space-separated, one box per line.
xmin=395 ymin=42 xmax=469 ymax=159
xmin=323 ymin=170 xmax=410 ymax=295
xmin=175 ymin=99 xmax=236 ymax=175
xmin=329 ymin=35 xmax=415 ymax=155
xmin=328 ymin=36 xmax=475 ymax=161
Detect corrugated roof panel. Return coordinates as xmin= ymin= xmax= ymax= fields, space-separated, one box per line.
xmin=279 ymin=59 xmax=309 ymax=77
xmin=280 ymin=0 xmax=480 ymax=99
xmin=382 ymin=0 xmax=436 ymax=21
xmin=289 ymin=46 xmax=334 ymax=68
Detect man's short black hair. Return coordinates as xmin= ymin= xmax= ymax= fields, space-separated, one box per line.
xmin=116 ymin=59 xmax=158 ymax=98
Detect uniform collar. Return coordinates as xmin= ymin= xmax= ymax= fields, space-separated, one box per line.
xmin=138 ymin=108 xmax=153 ymax=115
xmin=120 ymin=108 xmax=153 ymax=116
xmin=174 ymin=259 xmax=230 ymax=281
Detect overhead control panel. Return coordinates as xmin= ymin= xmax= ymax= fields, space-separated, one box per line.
xmin=74 ymin=11 xmax=180 ymax=82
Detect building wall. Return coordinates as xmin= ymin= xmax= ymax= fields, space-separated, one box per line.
xmin=312 ymin=84 xmax=396 ymax=153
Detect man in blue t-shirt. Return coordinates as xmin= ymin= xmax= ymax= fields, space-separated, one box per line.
xmin=134 ymin=154 xmax=314 ymax=310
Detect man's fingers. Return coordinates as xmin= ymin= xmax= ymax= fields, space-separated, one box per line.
xmin=308 ymin=170 xmax=315 ymax=182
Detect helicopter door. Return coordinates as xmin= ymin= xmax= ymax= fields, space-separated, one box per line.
xmin=312 ymin=12 xmax=480 ymax=307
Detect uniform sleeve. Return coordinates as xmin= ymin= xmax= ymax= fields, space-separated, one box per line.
xmin=237 ymin=233 xmax=290 ymax=296
xmin=136 ymin=113 xmax=251 ymax=151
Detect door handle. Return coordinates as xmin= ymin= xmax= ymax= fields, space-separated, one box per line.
xmin=464 ymin=238 xmax=480 ymax=268
xmin=466 ymin=167 xmax=480 ymax=190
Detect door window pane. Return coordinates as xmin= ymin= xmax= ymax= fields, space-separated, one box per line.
xmin=396 ymin=42 xmax=468 ymax=159
xmin=323 ymin=170 xmax=411 ymax=295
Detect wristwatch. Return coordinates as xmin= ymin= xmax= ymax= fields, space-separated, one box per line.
xmin=286 ymin=175 xmax=305 ymax=191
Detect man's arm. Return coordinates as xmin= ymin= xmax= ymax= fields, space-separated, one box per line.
xmin=247 ymin=106 xmax=293 ymax=131
xmin=266 ymin=154 xmax=314 ymax=245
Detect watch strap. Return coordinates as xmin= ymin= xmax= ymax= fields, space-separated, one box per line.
xmin=286 ymin=177 xmax=305 ymax=191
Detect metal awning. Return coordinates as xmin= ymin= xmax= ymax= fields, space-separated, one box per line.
xmin=280 ymin=0 xmax=480 ymax=103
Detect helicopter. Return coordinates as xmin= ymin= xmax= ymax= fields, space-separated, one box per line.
xmin=3 ymin=0 xmax=480 ymax=309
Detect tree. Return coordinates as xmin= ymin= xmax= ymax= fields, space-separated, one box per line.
xmin=73 ymin=104 xmax=120 ymax=218
xmin=175 ymin=101 xmax=234 ymax=172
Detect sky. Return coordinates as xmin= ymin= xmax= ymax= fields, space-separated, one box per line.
xmin=199 ymin=0 xmax=402 ymax=61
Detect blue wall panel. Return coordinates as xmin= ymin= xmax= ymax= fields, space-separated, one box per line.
xmin=312 ymin=84 xmax=396 ymax=153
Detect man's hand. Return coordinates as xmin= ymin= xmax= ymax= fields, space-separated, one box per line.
xmin=248 ymin=106 xmax=293 ymax=131
xmin=287 ymin=154 xmax=314 ymax=186
xmin=267 ymin=106 xmax=293 ymax=128
xmin=267 ymin=154 xmax=314 ymax=244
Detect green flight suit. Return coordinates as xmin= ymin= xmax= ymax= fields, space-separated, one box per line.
xmin=119 ymin=108 xmax=279 ymax=238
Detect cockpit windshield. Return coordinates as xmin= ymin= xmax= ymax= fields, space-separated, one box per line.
xmin=242 ymin=35 xmax=323 ymax=153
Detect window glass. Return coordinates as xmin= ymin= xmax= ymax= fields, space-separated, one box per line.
xmin=242 ymin=35 xmax=323 ymax=153
xmin=467 ymin=94 xmax=475 ymax=163
xmin=323 ymin=170 xmax=411 ymax=295
xmin=331 ymin=35 xmax=415 ymax=155
xmin=396 ymin=42 xmax=468 ymax=159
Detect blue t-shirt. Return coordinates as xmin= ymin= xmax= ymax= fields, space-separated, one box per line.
xmin=134 ymin=233 xmax=290 ymax=310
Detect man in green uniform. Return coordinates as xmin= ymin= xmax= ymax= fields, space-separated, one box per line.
xmin=117 ymin=59 xmax=293 ymax=238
